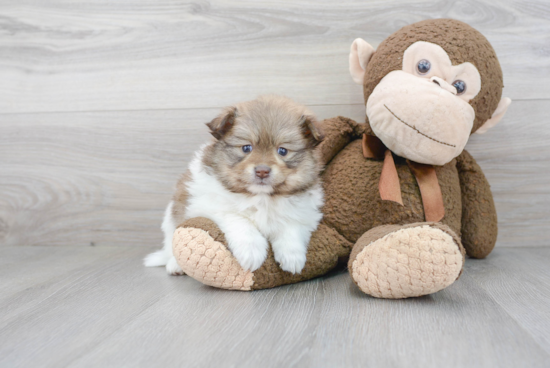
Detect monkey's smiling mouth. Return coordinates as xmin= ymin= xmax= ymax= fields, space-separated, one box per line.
xmin=384 ymin=104 xmax=456 ymax=148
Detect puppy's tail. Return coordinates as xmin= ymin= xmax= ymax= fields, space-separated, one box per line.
xmin=143 ymin=250 xmax=170 ymax=267
xmin=145 ymin=200 xmax=176 ymax=267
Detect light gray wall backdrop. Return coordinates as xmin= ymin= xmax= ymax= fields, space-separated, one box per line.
xmin=1 ymin=0 xmax=549 ymax=248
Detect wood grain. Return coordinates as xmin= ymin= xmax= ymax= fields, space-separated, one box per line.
xmin=0 ymin=246 xmax=176 ymax=367
xmin=0 ymin=246 xmax=548 ymax=368
xmin=468 ymin=247 xmax=550 ymax=355
xmin=0 ymin=2 xmax=548 ymax=367
xmin=0 ymin=108 xmax=212 ymax=247
xmin=0 ymin=0 xmax=549 ymax=114
xmin=1 ymin=100 xmax=547 ymax=248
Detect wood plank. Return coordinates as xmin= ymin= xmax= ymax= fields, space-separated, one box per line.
xmin=468 ymin=247 xmax=550 ymax=355
xmin=1 ymin=100 xmax=548 ymax=248
xmin=0 ymin=108 xmax=213 ymax=247
xmin=0 ymin=0 xmax=549 ymax=113
xmin=0 ymin=104 xmax=364 ymax=248
xmin=0 ymin=246 xmax=548 ymax=368
xmin=466 ymin=100 xmax=550 ymax=247
xmin=0 ymin=246 xmax=181 ymax=367
xmin=74 ymin=270 xmax=550 ymax=368
xmin=0 ymin=246 xmax=138 ymax=327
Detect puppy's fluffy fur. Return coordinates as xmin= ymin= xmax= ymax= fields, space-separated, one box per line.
xmin=144 ymin=95 xmax=325 ymax=275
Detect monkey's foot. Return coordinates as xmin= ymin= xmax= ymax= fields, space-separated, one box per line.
xmin=173 ymin=217 xmax=353 ymax=291
xmin=348 ymin=222 xmax=465 ymax=299
xmin=172 ymin=218 xmax=254 ymax=291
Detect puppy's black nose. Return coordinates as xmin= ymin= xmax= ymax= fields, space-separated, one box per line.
xmin=255 ymin=165 xmax=271 ymax=179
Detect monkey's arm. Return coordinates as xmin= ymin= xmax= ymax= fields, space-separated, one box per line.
xmin=318 ymin=116 xmax=365 ymax=165
xmin=455 ymin=150 xmax=498 ymax=258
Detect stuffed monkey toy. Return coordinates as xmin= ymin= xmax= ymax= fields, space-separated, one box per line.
xmin=171 ymin=19 xmax=511 ymax=298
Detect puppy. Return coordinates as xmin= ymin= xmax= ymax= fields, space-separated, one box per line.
xmin=144 ymin=95 xmax=325 ymax=275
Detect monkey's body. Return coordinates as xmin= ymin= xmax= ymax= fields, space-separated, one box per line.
xmin=322 ymin=121 xmax=497 ymax=256
xmin=170 ymin=19 xmax=508 ymax=298
xmin=323 ymin=135 xmax=463 ymax=241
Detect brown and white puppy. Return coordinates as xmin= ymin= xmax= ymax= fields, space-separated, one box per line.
xmin=144 ymin=95 xmax=325 ymax=274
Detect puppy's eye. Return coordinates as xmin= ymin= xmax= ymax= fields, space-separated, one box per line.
xmin=242 ymin=145 xmax=252 ymax=153
xmin=452 ymin=80 xmax=466 ymax=95
xmin=417 ymin=59 xmax=431 ymax=75
xmin=277 ymin=147 xmax=288 ymax=156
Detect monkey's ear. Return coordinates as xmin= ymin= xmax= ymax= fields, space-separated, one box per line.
xmin=475 ymin=97 xmax=511 ymax=134
xmin=349 ymin=38 xmax=375 ymax=85
xmin=206 ymin=107 xmax=237 ymax=139
xmin=301 ymin=115 xmax=324 ymax=147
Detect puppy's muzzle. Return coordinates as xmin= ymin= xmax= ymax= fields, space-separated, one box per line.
xmin=255 ymin=165 xmax=271 ymax=179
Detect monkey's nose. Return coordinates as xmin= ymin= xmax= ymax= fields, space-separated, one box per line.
xmin=255 ymin=165 xmax=271 ymax=179
xmin=430 ymin=76 xmax=457 ymax=95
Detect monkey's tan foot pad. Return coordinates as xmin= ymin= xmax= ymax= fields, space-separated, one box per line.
xmin=348 ymin=223 xmax=466 ymax=299
xmin=172 ymin=219 xmax=254 ymax=291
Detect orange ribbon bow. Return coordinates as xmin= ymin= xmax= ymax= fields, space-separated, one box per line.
xmin=362 ymin=134 xmax=445 ymax=222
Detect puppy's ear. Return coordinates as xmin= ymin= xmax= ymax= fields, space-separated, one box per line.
xmin=206 ymin=107 xmax=237 ymax=139
xmin=301 ymin=115 xmax=324 ymax=147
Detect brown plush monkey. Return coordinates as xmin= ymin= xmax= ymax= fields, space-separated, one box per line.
xmin=171 ymin=19 xmax=510 ymax=298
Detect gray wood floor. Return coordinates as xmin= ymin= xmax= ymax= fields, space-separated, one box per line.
xmin=1 ymin=1 xmax=550 ymax=367
xmin=0 ymin=246 xmax=549 ymax=368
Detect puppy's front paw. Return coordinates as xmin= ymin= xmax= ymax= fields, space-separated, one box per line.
xmin=227 ymin=232 xmax=268 ymax=272
xmin=273 ymin=246 xmax=307 ymax=274
xmin=272 ymin=236 xmax=309 ymax=274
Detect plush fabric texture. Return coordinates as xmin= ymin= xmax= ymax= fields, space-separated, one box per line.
xmin=321 ymin=133 xmax=464 ymax=243
xmin=455 ymin=150 xmax=498 ymax=258
xmin=362 ymin=134 xmax=446 ymax=221
xmin=172 ymin=19 xmax=500 ymax=298
xmin=173 ymin=224 xmax=254 ymax=291
xmin=318 ymin=116 xmax=366 ymax=165
xmin=251 ymin=221 xmax=352 ymax=289
xmin=362 ymin=18 xmax=503 ymax=134
xmin=348 ymin=222 xmax=465 ymax=298
xmin=174 ymin=217 xmax=352 ymax=290
xmin=408 ymin=161 xmax=445 ymax=222
xmin=401 ymin=41 xmax=482 ymax=103
xmin=366 ymin=70 xmax=476 ymax=165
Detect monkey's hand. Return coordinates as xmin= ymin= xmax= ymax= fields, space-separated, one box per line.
xmin=317 ymin=116 xmax=365 ymax=166
xmin=456 ymin=150 xmax=498 ymax=259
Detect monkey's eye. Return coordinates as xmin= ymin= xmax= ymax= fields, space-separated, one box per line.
xmin=277 ymin=147 xmax=288 ymax=156
xmin=242 ymin=145 xmax=252 ymax=153
xmin=416 ymin=59 xmax=431 ymax=75
xmin=452 ymin=80 xmax=466 ymax=95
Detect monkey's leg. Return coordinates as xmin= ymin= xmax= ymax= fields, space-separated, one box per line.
xmin=348 ymin=222 xmax=466 ymax=299
xmin=172 ymin=218 xmax=352 ymax=290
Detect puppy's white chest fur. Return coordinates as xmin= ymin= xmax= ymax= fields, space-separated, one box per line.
xmin=184 ymin=146 xmax=324 ymax=273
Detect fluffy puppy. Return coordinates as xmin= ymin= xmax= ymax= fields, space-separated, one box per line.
xmin=144 ymin=95 xmax=325 ymax=275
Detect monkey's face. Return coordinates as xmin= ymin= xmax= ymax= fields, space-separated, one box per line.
xmin=349 ymin=20 xmax=511 ymax=166
xmin=366 ymin=41 xmax=481 ymax=165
